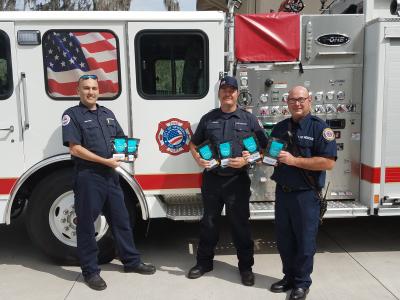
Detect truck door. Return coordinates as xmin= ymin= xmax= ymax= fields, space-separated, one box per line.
xmin=13 ymin=22 xmax=130 ymax=170
xmin=0 ymin=22 xmax=24 ymax=212
xmin=381 ymin=33 xmax=400 ymax=204
xmin=127 ymin=13 xmax=225 ymax=193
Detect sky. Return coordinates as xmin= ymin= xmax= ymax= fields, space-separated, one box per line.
xmin=131 ymin=0 xmax=196 ymax=11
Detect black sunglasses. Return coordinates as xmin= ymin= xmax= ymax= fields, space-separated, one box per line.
xmin=79 ymin=74 xmax=98 ymax=80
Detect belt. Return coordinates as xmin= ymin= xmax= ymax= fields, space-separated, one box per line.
xmin=75 ymin=164 xmax=114 ymax=174
xmin=278 ymin=184 xmax=311 ymax=193
xmin=210 ymin=170 xmax=245 ymax=177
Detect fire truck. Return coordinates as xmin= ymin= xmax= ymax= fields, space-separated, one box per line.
xmin=0 ymin=0 xmax=399 ymax=263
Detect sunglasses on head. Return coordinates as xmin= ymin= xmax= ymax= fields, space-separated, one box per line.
xmin=79 ymin=74 xmax=98 ymax=80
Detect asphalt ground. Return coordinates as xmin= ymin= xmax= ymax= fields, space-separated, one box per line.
xmin=1 ymin=214 xmax=400 ymax=300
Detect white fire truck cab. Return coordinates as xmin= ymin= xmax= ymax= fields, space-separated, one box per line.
xmin=1 ymin=0 xmax=400 ymax=263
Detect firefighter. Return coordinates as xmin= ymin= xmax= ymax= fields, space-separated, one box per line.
xmin=187 ymin=76 xmax=268 ymax=286
xmin=269 ymin=86 xmax=336 ymax=299
xmin=61 ymin=74 xmax=155 ymax=291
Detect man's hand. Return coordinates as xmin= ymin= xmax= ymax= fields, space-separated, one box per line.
xmin=242 ymin=150 xmax=250 ymax=162
xmin=228 ymin=155 xmax=248 ymax=168
xmin=277 ymin=150 xmax=297 ymax=166
xmin=105 ymin=157 xmax=122 ymax=169
xmin=193 ymin=151 xmax=214 ymax=169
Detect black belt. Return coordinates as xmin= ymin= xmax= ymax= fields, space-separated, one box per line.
xmin=278 ymin=184 xmax=311 ymax=193
xmin=75 ymin=164 xmax=114 ymax=174
xmin=210 ymin=170 xmax=245 ymax=177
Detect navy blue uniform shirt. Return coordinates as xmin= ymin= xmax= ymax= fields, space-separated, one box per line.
xmin=62 ymin=102 xmax=124 ymax=167
xmin=271 ymin=113 xmax=337 ymax=190
xmin=191 ymin=107 xmax=268 ymax=175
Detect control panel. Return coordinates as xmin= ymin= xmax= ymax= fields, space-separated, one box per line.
xmin=235 ymin=15 xmax=364 ymax=202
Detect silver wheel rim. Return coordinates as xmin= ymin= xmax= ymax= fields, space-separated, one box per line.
xmin=48 ymin=191 xmax=109 ymax=247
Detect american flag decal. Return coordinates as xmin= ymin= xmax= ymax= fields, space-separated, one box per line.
xmin=43 ymin=31 xmax=119 ymax=98
xmin=156 ymin=118 xmax=193 ymax=156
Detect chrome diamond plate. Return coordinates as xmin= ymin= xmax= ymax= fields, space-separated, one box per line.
xmin=165 ymin=200 xmax=368 ymax=220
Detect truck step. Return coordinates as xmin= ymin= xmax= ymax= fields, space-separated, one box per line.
xmin=165 ymin=200 xmax=368 ymax=220
xmin=377 ymin=206 xmax=400 ymax=216
xmin=324 ymin=200 xmax=369 ymax=218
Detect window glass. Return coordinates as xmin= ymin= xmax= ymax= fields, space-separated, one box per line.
xmin=0 ymin=31 xmax=13 ymax=100
xmin=136 ymin=31 xmax=208 ymax=99
xmin=155 ymin=59 xmax=172 ymax=95
xmin=42 ymin=30 xmax=121 ymax=100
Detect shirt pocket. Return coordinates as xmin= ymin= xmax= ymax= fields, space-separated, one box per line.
xmin=296 ymin=138 xmax=313 ymax=157
xmin=82 ymin=122 xmax=102 ymax=147
xmin=205 ymin=122 xmax=222 ymax=142
xmin=234 ymin=122 xmax=250 ymax=139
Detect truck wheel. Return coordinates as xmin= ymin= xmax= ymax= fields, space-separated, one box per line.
xmin=26 ymin=169 xmax=115 ymax=265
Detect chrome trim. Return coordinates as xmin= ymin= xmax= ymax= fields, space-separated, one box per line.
xmin=0 ymin=125 xmax=14 ymax=132
xmin=273 ymin=61 xmax=300 ymax=66
xmin=6 ymin=154 xmax=148 ymax=224
xmin=305 ymin=20 xmax=312 ymax=60
xmin=6 ymin=154 xmax=71 ymax=224
xmin=124 ymin=22 xmax=134 ymax=139
xmin=115 ymin=166 xmax=149 ymax=220
xmin=315 ymin=33 xmax=350 ymax=47
xmin=21 ymin=72 xmax=29 ymax=130
xmin=317 ymin=51 xmax=358 ymax=56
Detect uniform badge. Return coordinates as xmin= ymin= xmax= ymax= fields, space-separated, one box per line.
xmin=156 ymin=118 xmax=193 ymax=156
xmin=322 ymin=128 xmax=335 ymax=141
xmin=62 ymin=114 xmax=70 ymax=126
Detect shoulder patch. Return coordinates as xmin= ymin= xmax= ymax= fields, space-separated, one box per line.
xmin=322 ymin=128 xmax=335 ymax=141
xmin=62 ymin=114 xmax=71 ymax=126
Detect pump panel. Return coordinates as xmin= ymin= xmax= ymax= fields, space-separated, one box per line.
xmin=236 ymin=15 xmax=364 ymax=202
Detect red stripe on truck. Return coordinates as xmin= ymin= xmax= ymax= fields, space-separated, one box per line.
xmin=361 ymin=165 xmax=400 ymax=183
xmin=0 ymin=174 xmax=202 ymax=196
xmin=361 ymin=164 xmax=380 ymax=183
xmin=385 ymin=167 xmax=400 ymax=183
xmin=134 ymin=173 xmax=202 ymax=190
xmin=0 ymin=178 xmax=17 ymax=194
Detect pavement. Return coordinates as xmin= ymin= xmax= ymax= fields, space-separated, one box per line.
xmin=1 ymin=214 xmax=400 ymax=300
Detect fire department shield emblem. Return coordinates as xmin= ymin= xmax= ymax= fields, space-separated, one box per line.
xmin=322 ymin=127 xmax=335 ymax=141
xmin=156 ymin=118 xmax=193 ymax=156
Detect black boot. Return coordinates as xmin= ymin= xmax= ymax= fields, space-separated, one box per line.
xmin=84 ymin=273 xmax=107 ymax=291
xmin=270 ymin=278 xmax=293 ymax=293
xmin=187 ymin=265 xmax=213 ymax=279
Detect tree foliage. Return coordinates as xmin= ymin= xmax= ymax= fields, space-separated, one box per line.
xmin=1 ymin=0 xmax=16 ymax=10
xmin=1 ymin=0 xmax=133 ymax=11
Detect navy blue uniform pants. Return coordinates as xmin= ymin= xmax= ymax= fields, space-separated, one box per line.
xmin=197 ymin=171 xmax=254 ymax=272
xmin=275 ymin=185 xmax=320 ymax=288
xmin=73 ymin=168 xmax=141 ymax=278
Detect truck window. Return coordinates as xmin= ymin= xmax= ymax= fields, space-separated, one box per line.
xmin=135 ymin=30 xmax=209 ymax=100
xmin=0 ymin=30 xmax=13 ymax=100
xmin=42 ymin=30 xmax=121 ymax=100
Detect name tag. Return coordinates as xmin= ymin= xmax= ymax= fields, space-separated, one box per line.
xmin=298 ymin=135 xmax=314 ymax=141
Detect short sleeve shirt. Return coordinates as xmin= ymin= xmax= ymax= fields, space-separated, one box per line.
xmin=270 ymin=113 xmax=337 ymax=189
xmin=62 ymin=102 xmax=125 ymax=166
xmin=191 ymin=107 xmax=268 ymax=174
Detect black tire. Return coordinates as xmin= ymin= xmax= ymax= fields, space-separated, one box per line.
xmin=26 ymin=168 xmax=115 ymax=265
